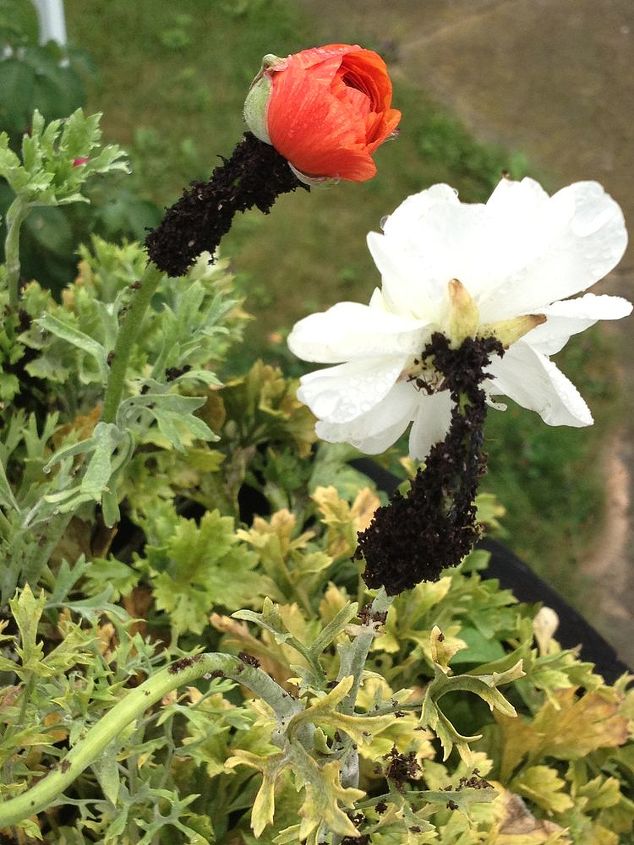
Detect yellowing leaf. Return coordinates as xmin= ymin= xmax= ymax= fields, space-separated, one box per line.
xmin=350 ymin=486 xmax=381 ymax=533
xmin=9 ymin=585 xmax=47 ymax=673
xmin=211 ymin=612 xmax=294 ymax=688
xmin=312 ymin=485 xmax=358 ymax=558
xmin=226 ymin=749 xmax=287 ymax=838
xmin=238 ymin=509 xmax=312 ymax=557
xmin=494 ymin=789 xmax=571 ymax=843
xmin=288 ymin=676 xmax=394 ymax=746
xmin=430 ymin=625 xmax=467 ymax=673
xmin=311 ymin=485 xmax=379 ymax=559
xmin=374 ymin=603 xmax=401 ymax=654
xmin=291 ymin=745 xmax=365 ymax=840
xmin=511 ymin=765 xmax=574 ymax=814
xmin=497 ymin=687 xmax=630 ymax=778
xmin=318 ymin=582 xmax=350 ymax=625
xmin=576 ymin=775 xmax=621 ymax=811
xmin=221 ymin=361 xmax=316 ymax=457
xmin=475 ymin=491 xmax=506 ymax=533
xmin=237 ymin=509 xmax=324 ymax=595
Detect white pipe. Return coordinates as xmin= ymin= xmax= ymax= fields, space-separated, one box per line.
xmin=31 ymin=0 xmax=67 ymax=47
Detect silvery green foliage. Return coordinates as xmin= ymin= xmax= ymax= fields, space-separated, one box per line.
xmin=0 ymin=112 xmax=631 ymax=845
xmin=0 ymin=109 xmax=128 ymax=206
xmin=1 ymin=548 xmax=631 ymax=843
xmin=1 ymin=233 xmax=246 ymax=597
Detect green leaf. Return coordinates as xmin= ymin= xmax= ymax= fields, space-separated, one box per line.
xmin=174 ymin=368 xmax=222 ymax=387
xmin=101 ymin=487 xmax=121 ymax=528
xmin=45 ymin=555 xmax=91 ymax=604
xmin=83 ymin=557 xmax=139 ymax=601
xmin=451 ymin=625 xmax=506 ymax=665
xmin=309 ymin=442 xmax=376 ymax=501
xmin=42 ymin=423 xmax=126 ymax=517
xmin=149 ymin=510 xmax=280 ymax=635
xmin=120 ymin=392 xmax=216 ymax=451
xmin=42 ymin=433 xmax=95 ymax=473
xmin=60 ymin=108 xmax=101 ymax=158
xmin=233 ymin=602 xmax=295 ymax=645
xmin=92 ymin=737 xmax=124 ymax=805
xmin=421 ymin=660 xmax=524 ymax=760
xmin=415 ymin=785 xmax=498 ymax=814
xmin=48 ymin=587 xmax=128 ymax=620
xmin=9 ymin=583 xmax=46 ymax=671
xmin=81 ymin=423 xmax=122 ymax=496
xmin=0 ymin=133 xmax=26 ymax=188
xmin=308 ymin=601 xmax=359 ymax=660
xmin=36 ymin=312 xmax=108 ymax=381
xmin=0 ymin=458 xmax=19 ymax=510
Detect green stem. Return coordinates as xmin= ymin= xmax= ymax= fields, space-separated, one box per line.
xmin=5 ymin=196 xmax=28 ymax=310
xmin=335 ymin=588 xmax=394 ymax=805
xmin=339 ymin=588 xmax=393 ymax=715
xmin=0 ymin=652 xmax=298 ymax=829
xmin=101 ymin=263 xmax=163 ymax=424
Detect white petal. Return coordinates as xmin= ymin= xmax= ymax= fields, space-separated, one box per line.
xmin=288 ymin=301 xmax=427 ymax=363
xmin=315 ymin=381 xmax=418 ymax=454
xmin=478 ymin=180 xmax=627 ymax=322
xmin=367 ymin=231 xmax=441 ymax=319
xmin=297 ymin=356 xmax=408 ymax=424
xmin=524 ymin=293 xmax=633 ymax=355
xmin=368 ymin=287 xmax=387 ymax=311
xmin=367 ymin=184 xmax=485 ymax=321
xmin=486 ymin=342 xmax=593 ymax=427
xmin=485 ymin=176 xmax=550 ymax=213
xmin=408 ymin=390 xmax=453 ymax=460
xmin=380 ymin=183 xmax=462 ymax=237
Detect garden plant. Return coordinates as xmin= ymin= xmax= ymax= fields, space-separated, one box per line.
xmin=0 ymin=41 xmax=632 ymax=845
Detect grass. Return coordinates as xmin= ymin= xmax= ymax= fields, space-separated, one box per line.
xmin=63 ymin=0 xmax=617 ymax=612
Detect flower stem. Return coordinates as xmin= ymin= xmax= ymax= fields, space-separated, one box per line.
xmin=339 ymin=588 xmax=393 ymax=716
xmin=334 ymin=588 xmax=393 ymax=804
xmin=356 ymin=334 xmax=504 ymax=594
xmin=144 ymin=132 xmax=307 ymax=278
xmin=101 ymin=263 xmax=162 ymax=424
xmin=0 ymin=652 xmax=298 ymax=829
xmin=5 ymin=197 xmax=28 ymax=310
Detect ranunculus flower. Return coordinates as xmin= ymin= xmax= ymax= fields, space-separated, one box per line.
xmin=288 ymin=177 xmax=630 ymax=458
xmin=243 ymin=44 xmax=401 ymax=183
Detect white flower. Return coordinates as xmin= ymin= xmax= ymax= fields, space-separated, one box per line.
xmin=288 ymin=177 xmax=630 ymax=459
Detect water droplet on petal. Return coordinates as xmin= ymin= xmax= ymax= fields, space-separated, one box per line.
xmin=313 ymin=391 xmax=340 ymax=418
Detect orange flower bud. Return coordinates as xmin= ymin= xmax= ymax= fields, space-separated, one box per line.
xmin=244 ymin=44 xmax=401 ymax=183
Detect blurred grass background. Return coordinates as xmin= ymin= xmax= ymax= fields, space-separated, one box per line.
xmin=59 ymin=0 xmax=620 ymax=606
